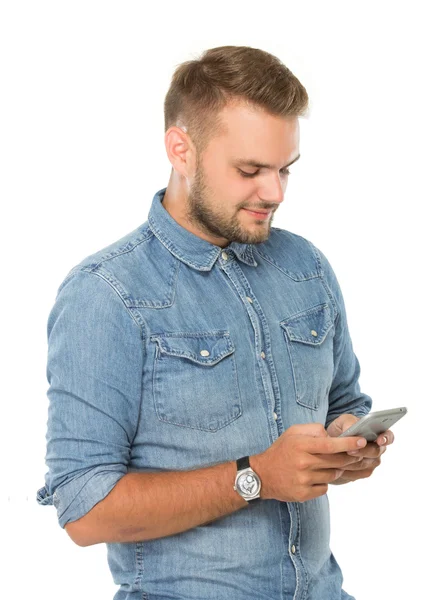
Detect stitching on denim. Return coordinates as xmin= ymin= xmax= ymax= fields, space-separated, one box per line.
xmin=239 ymin=244 xmax=258 ymax=266
xmin=227 ymin=257 xmax=280 ymax=443
xmin=149 ymin=331 xmax=234 ymax=364
xmin=152 ymin=345 xmax=242 ymax=432
xmin=121 ymin=256 xmax=179 ymax=309
xmin=148 ymin=216 xmax=220 ymax=270
xmin=150 ymin=330 xmax=230 ymax=338
xmin=282 ymin=329 xmax=318 ymax=411
xmin=87 ymin=264 xmax=132 ymax=301
xmin=133 ymin=541 xmax=144 ymax=595
xmin=276 ymin=502 xmax=286 ymax=600
xmin=74 ymin=269 xmax=147 ymax=449
xmin=82 ymin=268 xmax=146 ymax=339
xmin=253 ymin=246 xmax=319 ymax=282
xmin=154 ymin=347 xmax=234 ymax=364
xmin=280 ymin=302 xmax=330 ymax=325
xmin=293 ymin=502 xmax=310 ymax=599
xmin=306 ymin=240 xmax=339 ymax=321
xmin=87 ymin=226 xmax=154 ymax=271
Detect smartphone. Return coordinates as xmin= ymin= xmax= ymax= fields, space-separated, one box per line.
xmin=338 ymin=407 xmax=407 ymax=442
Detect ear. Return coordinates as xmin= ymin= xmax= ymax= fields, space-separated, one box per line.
xmin=164 ymin=126 xmax=196 ymax=178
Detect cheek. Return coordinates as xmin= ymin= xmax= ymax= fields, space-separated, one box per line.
xmin=220 ymin=171 xmax=258 ymax=210
xmin=225 ymin=168 xmax=254 ymax=192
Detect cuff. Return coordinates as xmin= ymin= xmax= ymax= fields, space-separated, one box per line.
xmin=36 ymin=465 xmax=126 ymax=529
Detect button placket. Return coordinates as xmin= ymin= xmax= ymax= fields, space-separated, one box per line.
xmin=219 ymin=260 xmax=280 ymax=442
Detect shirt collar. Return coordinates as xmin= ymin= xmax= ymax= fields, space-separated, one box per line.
xmin=147 ymin=187 xmax=258 ymax=271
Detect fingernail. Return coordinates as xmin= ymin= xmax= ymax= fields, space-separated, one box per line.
xmin=357 ymin=439 xmax=367 ymax=447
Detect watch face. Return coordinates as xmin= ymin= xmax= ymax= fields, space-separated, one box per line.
xmin=237 ymin=471 xmax=260 ymax=496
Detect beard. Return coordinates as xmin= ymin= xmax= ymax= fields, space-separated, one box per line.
xmin=185 ymin=161 xmax=274 ymax=245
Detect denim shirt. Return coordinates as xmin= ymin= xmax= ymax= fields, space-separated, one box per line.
xmin=36 ymin=186 xmax=372 ymax=600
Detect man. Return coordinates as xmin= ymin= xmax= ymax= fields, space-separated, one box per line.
xmin=37 ymin=45 xmax=393 ymax=599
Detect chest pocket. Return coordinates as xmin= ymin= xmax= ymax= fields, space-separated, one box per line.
xmin=149 ymin=331 xmax=242 ymax=432
xmin=280 ymin=303 xmax=335 ymax=410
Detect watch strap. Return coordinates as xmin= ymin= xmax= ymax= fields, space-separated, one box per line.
xmin=237 ymin=456 xmax=250 ymax=470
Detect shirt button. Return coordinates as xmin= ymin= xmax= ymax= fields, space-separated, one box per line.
xmin=273 ymin=412 xmax=278 ymax=420
xmin=246 ymin=296 xmax=253 ymax=303
xmin=200 ymin=350 xmax=210 ymax=357
xmin=311 ymin=330 xmax=318 ymax=337
xmin=291 ymin=545 xmax=296 ymax=554
xmin=260 ymin=351 xmax=266 ymax=359
xmin=221 ymin=252 xmax=228 ymax=260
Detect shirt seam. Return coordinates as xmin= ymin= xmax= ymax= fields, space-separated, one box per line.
xmin=80 ymin=267 xmax=146 ymax=338
xmin=86 ymin=226 xmax=154 ymax=272
xmin=305 ymin=240 xmax=340 ymax=324
xmin=77 ymin=267 xmax=147 ymax=448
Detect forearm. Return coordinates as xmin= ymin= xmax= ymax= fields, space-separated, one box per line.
xmin=65 ymin=460 xmax=248 ymax=546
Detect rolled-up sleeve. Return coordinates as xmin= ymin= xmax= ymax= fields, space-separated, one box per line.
xmin=36 ymin=267 xmax=144 ymax=529
xmin=311 ymin=245 xmax=372 ymax=427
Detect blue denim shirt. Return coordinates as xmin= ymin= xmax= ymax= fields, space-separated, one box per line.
xmin=37 ymin=186 xmax=372 ymax=600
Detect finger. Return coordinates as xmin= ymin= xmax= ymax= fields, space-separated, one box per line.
xmin=343 ymin=457 xmax=380 ymax=471
xmin=341 ymin=460 xmax=366 ymax=471
xmin=306 ymin=435 xmax=367 ymax=455
xmin=311 ymin=468 xmax=347 ymax=485
xmin=311 ymin=453 xmax=364 ymax=470
xmin=376 ymin=429 xmax=395 ymax=447
xmin=347 ymin=442 xmax=384 ymax=459
xmin=333 ymin=468 xmax=372 ymax=482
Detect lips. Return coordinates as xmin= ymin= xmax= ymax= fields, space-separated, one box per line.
xmin=243 ymin=208 xmax=270 ymax=214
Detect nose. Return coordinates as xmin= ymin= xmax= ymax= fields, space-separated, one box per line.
xmin=258 ymin=174 xmax=286 ymax=207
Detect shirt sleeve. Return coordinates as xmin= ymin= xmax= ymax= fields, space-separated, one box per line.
xmin=312 ymin=245 xmax=373 ymax=427
xmin=35 ymin=267 xmax=144 ymax=529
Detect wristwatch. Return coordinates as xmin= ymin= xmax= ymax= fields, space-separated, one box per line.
xmin=233 ymin=456 xmax=262 ymax=504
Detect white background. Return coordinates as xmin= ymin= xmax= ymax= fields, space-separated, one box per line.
xmin=1 ymin=1 xmax=446 ymax=598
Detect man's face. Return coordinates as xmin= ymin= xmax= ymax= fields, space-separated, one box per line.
xmin=185 ymin=102 xmax=300 ymax=247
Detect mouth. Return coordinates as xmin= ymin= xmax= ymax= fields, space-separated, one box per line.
xmin=242 ymin=208 xmax=272 ymax=220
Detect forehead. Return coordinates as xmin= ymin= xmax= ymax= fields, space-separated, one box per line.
xmin=212 ymin=101 xmax=300 ymax=167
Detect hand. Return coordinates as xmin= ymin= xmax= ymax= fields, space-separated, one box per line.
xmin=326 ymin=414 xmax=394 ymax=485
xmin=250 ymin=423 xmax=368 ymax=502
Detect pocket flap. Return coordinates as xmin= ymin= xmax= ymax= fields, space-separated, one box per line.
xmin=150 ymin=331 xmax=235 ymax=365
xmin=280 ymin=303 xmax=334 ymax=345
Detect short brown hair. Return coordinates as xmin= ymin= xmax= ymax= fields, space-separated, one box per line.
xmin=164 ymin=45 xmax=309 ymax=159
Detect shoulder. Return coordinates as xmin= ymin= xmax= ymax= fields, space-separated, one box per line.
xmin=254 ymin=226 xmax=331 ymax=280
xmin=54 ymin=222 xmax=169 ymax=309
xmin=255 ymin=226 xmax=343 ymax=313
xmin=67 ymin=221 xmax=154 ymax=276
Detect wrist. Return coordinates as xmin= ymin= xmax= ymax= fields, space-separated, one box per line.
xmin=249 ymin=453 xmax=269 ymax=500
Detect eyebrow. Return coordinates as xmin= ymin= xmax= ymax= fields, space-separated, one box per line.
xmin=231 ymin=153 xmax=301 ymax=170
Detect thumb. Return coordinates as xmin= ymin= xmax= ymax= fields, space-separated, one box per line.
xmin=327 ymin=414 xmax=360 ymax=437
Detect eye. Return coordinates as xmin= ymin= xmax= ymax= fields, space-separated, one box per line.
xmin=239 ymin=169 xmax=259 ymax=178
xmin=238 ymin=168 xmax=291 ymax=178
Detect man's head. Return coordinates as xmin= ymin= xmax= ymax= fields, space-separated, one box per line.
xmin=163 ymin=46 xmax=308 ymax=247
